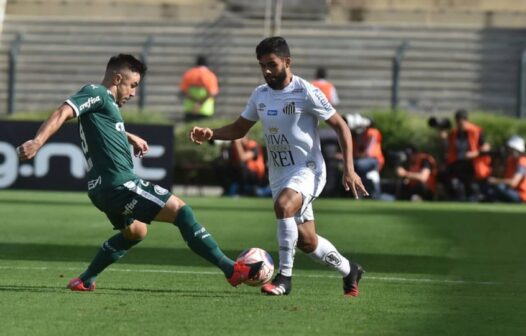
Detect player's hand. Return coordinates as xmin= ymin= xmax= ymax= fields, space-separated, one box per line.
xmin=189 ymin=126 xmax=213 ymax=145
xmin=16 ymin=139 xmax=42 ymax=161
xmin=343 ymin=170 xmax=369 ymax=199
xmin=128 ymin=133 xmax=149 ymax=158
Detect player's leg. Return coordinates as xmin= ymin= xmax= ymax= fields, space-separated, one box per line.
xmin=155 ymin=194 xmax=261 ymax=286
xmin=68 ymin=219 xmax=146 ymax=291
xmin=261 ymin=188 xmax=302 ymax=295
xmin=296 ymin=209 xmax=364 ymax=297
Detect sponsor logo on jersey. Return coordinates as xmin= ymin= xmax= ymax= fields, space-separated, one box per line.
xmin=324 ymin=251 xmax=342 ymax=266
xmin=267 ymin=109 xmax=278 ymax=116
xmin=282 ymin=102 xmax=295 ymax=115
xmin=258 ymin=103 xmax=266 ymax=109
xmin=90 ymin=84 xmax=98 ymax=89
xmin=269 ymin=127 xmax=279 ymax=134
xmin=79 ymin=96 xmax=101 ymax=112
xmin=123 ymin=198 xmax=138 ymax=216
xmin=266 ymin=133 xmax=295 ymax=167
xmin=87 ymin=176 xmax=101 ymax=190
xmin=154 ymin=185 xmax=169 ymax=195
xmin=292 ymin=88 xmax=304 ymax=94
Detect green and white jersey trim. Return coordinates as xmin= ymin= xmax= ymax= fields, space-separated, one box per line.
xmin=123 ymin=180 xmax=167 ymax=208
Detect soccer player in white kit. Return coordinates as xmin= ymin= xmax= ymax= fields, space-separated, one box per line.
xmin=190 ymin=37 xmax=368 ymax=296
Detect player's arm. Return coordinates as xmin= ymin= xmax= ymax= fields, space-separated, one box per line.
xmin=17 ymin=103 xmax=76 ymax=161
xmin=189 ymin=116 xmax=255 ymax=145
xmin=325 ymin=113 xmax=369 ymax=198
xmin=126 ymin=132 xmax=149 ymax=158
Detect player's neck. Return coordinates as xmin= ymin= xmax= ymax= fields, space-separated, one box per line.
xmin=273 ymin=73 xmax=293 ymax=90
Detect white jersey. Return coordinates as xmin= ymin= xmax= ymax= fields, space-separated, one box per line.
xmin=241 ymin=75 xmax=336 ymax=190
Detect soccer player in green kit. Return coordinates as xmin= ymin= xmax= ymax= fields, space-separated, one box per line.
xmin=16 ymin=54 xmax=261 ymax=291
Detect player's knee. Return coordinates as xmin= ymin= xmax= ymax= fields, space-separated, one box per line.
xmin=123 ymin=221 xmax=148 ymax=240
xmin=274 ymin=199 xmax=296 ymax=218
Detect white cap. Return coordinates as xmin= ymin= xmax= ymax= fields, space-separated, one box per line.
xmin=507 ymin=135 xmax=525 ymax=153
xmin=345 ymin=113 xmax=371 ymax=130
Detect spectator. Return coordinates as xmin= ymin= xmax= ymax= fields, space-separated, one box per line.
xmin=218 ymin=136 xmax=268 ymax=196
xmin=311 ymin=67 xmax=340 ymax=107
xmin=345 ymin=113 xmax=384 ymax=199
xmin=395 ymin=145 xmax=438 ymax=201
xmin=179 ymin=55 xmax=219 ymax=122
xmin=443 ymin=109 xmax=491 ymax=201
xmin=486 ymin=135 xmax=526 ymax=203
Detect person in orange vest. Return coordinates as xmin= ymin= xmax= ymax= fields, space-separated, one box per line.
xmin=395 ymin=145 xmax=438 ymax=201
xmin=179 ymin=55 xmax=219 ymax=122
xmin=444 ymin=109 xmax=491 ymax=201
xmin=345 ymin=113 xmax=384 ymax=199
xmin=311 ymin=67 xmax=340 ymax=107
xmin=217 ymin=136 xmax=268 ymax=196
xmin=486 ymin=135 xmax=526 ymax=203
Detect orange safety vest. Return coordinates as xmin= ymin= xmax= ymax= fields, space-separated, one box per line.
xmin=179 ymin=66 xmax=219 ymax=96
xmin=447 ymin=121 xmax=491 ymax=180
xmin=312 ymin=80 xmax=336 ymax=104
xmin=408 ymin=153 xmax=438 ymax=193
xmin=353 ymin=128 xmax=384 ymax=170
xmin=231 ymin=140 xmax=266 ymax=180
xmin=504 ymin=155 xmax=526 ymax=202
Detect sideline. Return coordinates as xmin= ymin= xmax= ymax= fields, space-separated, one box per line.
xmin=0 ymin=264 xmax=500 ymax=286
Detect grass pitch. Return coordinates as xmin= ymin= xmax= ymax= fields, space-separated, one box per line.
xmin=0 ymin=190 xmax=525 ymax=336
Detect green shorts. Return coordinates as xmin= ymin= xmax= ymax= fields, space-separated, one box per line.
xmin=89 ymin=179 xmax=172 ymax=230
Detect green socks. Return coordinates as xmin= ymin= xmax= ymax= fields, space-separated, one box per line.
xmin=174 ymin=205 xmax=234 ymax=277
xmin=80 ymin=232 xmax=142 ymax=287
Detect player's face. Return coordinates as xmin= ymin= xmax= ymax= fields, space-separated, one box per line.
xmin=258 ymin=53 xmax=290 ymax=90
xmin=115 ymin=71 xmax=141 ymax=107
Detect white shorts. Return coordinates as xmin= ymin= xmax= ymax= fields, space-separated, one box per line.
xmin=270 ymin=168 xmax=326 ymax=224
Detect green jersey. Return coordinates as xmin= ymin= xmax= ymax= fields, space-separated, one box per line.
xmin=65 ymin=84 xmax=136 ymax=193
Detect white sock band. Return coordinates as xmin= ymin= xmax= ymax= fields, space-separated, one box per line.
xmin=308 ymin=235 xmax=350 ymax=276
xmin=277 ymin=217 xmax=298 ymax=277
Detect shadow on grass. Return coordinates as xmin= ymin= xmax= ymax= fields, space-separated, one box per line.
xmin=0 ymin=242 xmax=454 ymax=275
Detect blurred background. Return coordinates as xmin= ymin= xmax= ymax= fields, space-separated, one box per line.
xmin=1 ymin=0 xmax=526 ymax=201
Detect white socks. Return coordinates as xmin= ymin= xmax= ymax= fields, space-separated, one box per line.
xmin=308 ymin=235 xmax=350 ymax=276
xmin=277 ymin=217 xmax=298 ymax=277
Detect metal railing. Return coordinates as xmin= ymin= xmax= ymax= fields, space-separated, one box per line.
xmin=391 ymin=40 xmax=409 ymax=111
xmin=7 ymin=33 xmax=23 ymax=115
xmin=518 ymin=48 xmax=526 ymax=118
xmin=139 ymin=35 xmax=155 ymax=111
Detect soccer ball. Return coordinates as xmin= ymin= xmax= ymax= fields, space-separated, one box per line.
xmin=236 ymin=247 xmax=274 ymax=286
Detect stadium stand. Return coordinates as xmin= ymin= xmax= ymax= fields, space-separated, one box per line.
xmin=1 ymin=1 xmax=525 ymax=119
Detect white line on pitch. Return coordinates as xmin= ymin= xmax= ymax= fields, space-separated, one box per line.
xmin=0 ymin=265 xmax=500 ymax=286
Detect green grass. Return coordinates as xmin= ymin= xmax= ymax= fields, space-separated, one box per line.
xmin=1 ymin=190 xmax=525 ymax=335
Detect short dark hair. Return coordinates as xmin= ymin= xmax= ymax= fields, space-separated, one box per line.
xmin=106 ymin=54 xmax=147 ymax=78
xmin=256 ymin=36 xmax=290 ymax=60
xmin=315 ymin=67 xmax=327 ymax=79
xmin=454 ymin=109 xmax=468 ymax=120
xmin=196 ymin=55 xmax=208 ymax=66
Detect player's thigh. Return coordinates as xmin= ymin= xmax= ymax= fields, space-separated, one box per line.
xmin=154 ymin=195 xmax=186 ymax=223
xmin=90 ymin=179 xmax=172 ymax=229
